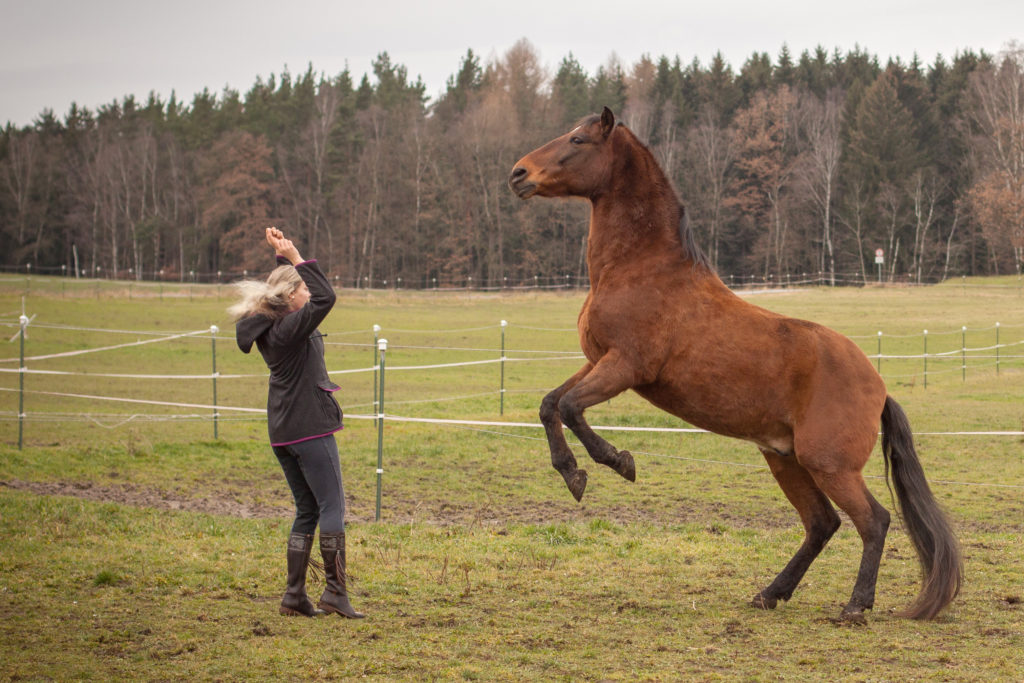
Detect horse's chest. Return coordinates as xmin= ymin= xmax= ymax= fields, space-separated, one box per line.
xmin=577 ymin=309 xmax=606 ymax=362
xmin=578 ymin=325 xmax=603 ymax=362
xmin=578 ymin=292 xmax=656 ymax=364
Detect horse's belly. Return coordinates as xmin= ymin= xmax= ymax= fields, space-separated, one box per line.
xmin=634 ymin=383 xmax=795 ymax=454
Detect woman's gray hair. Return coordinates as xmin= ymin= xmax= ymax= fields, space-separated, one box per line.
xmin=228 ymin=265 xmax=302 ymax=321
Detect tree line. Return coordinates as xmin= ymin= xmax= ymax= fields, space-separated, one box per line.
xmin=1 ymin=39 xmax=1022 ymax=286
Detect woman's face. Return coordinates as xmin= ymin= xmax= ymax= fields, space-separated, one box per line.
xmin=288 ymin=282 xmax=310 ymax=311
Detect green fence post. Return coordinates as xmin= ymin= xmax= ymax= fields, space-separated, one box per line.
xmin=210 ymin=325 xmax=219 ymax=439
xmin=372 ymin=324 xmax=381 ymax=428
xmin=923 ymin=330 xmax=928 ymax=390
xmin=877 ymin=331 xmax=882 ymax=374
xmin=961 ymin=326 xmax=967 ymax=383
xmin=17 ymin=314 xmax=28 ymax=450
xmin=996 ymin=322 xmax=1001 ymax=376
xmin=500 ymin=320 xmax=507 ymax=415
xmin=375 ymin=338 xmax=387 ymax=523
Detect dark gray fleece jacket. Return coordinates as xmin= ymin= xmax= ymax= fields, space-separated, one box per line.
xmin=235 ymin=258 xmax=342 ymax=446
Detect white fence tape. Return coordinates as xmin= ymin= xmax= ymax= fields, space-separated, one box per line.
xmin=0 ymin=329 xmax=208 ymax=363
xmin=4 ymin=386 xmax=1022 ymax=437
xmin=4 ymin=319 xmax=1023 ymax=442
xmin=0 ymin=387 xmax=262 ymax=412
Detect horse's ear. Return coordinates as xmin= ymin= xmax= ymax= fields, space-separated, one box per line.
xmin=600 ymin=107 xmax=615 ymax=138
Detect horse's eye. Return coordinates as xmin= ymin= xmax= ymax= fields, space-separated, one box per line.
xmin=570 ymin=136 xmax=585 ymax=145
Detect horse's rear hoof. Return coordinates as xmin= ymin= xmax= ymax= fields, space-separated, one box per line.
xmin=751 ymin=593 xmax=777 ymax=610
xmin=617 ymin=450 xmax=636 ymax=482
xmin=566 ymin=469 xmax=588 ymax=502
xmin=833 ymin=609 xmax=868 ymax=626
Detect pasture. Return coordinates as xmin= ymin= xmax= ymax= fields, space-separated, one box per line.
xmin=1 ymin=277 xmax=1022 ymax=681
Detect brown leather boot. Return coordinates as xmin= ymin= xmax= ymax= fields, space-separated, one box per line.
xmin=317 ymin=532 xmax=365 ymax=618
xmin=279 ymin=533 xmax=325 ymax=617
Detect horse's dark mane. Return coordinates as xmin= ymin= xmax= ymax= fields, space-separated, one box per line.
xmin=613 ymin=122 xmax=712 ymax=272
xmin=677 ymin=205 xmax=712 ymax=271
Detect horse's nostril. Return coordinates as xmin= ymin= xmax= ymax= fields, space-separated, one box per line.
xmin=510 ymin=167 xmax=527 ymax=182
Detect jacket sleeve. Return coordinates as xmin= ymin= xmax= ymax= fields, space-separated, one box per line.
xmin=266 ymin=259 xmax=337 ymax=347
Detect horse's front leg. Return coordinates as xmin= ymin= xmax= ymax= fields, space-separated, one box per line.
xmin=540 ymin=364 xmax=592 ymax=501
xmin=558 ymin=351 xmax=637 ymax=484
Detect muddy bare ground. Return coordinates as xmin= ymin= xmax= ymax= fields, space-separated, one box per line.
xmin=1 ymin=477 xmax=800 ymax=529
xmin=2 ymin=476 xmax=1011 ymax=536
xmin=1 ymin=478 xmax=292 ymax=519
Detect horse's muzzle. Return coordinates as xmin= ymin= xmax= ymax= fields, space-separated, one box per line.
xmin=508 ymin=167 xmax=536 ymax=199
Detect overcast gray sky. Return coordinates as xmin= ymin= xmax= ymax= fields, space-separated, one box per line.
xmin=1 ymin=0 xmax=1021 ymax=127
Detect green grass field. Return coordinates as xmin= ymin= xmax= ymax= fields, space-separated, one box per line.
xmin=1 ymin=277 xmax=1022 ymax=681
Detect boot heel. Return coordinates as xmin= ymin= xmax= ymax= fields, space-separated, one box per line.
xmin=317 ymin=597 xmax=364 ymax=619
xmin=280 ymin=603 xmax=325 ymax=617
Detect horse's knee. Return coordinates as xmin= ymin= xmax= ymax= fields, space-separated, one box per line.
xmin=557 ymin=394 xmax=582 ymax=430
xmin=540 ymin=391 xmax=561 ymax=425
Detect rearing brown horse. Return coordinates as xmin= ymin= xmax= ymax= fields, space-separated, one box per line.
xmin=508 ymin=108 xmax=961 ymax=622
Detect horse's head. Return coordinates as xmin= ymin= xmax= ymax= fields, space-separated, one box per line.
xmin=509 ymin=107 xmax=617 ymax=200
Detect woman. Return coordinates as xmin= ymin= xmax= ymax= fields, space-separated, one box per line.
xmin=231 ymin=227 xmax=363 ymax=619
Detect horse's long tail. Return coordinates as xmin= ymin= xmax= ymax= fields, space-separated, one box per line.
xmin=880 ymin=395 xmax=963 ymax=619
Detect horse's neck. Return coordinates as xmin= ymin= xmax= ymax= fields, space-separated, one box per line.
xmin=587 ymin=176 xmax=682 ymax=278
xmin=585 ymin=132 xmax=701 ymax=285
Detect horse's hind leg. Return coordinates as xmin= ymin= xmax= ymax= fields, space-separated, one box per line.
xmin=540 ymin=364 xmax=593 ymax=501
xmin=557 ymin=352 xmax=637 ymax=484
xmin=807 ymin=467 xmax=890 ymax=622
xmin=753 ymin=450 xmax=841 ymax=611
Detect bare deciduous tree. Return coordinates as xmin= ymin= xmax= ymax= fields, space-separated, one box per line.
xmin=797 ymin=89 xmax=843 ymax=284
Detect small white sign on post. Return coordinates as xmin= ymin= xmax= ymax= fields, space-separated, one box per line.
xmin=874 ymin=248 xmax=884 ymax=265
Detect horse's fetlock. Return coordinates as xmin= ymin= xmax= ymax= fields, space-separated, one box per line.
xmin=551 ymin=445 xmax=578 ymax=473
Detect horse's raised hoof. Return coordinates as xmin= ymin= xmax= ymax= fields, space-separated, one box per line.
xmin=751 ymin=593 xmax=777 ymax=610
xmin=562 ymin=469 xmax=588 ymax=502
xmin=616 ymin=450 xmax=636 ymax=482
